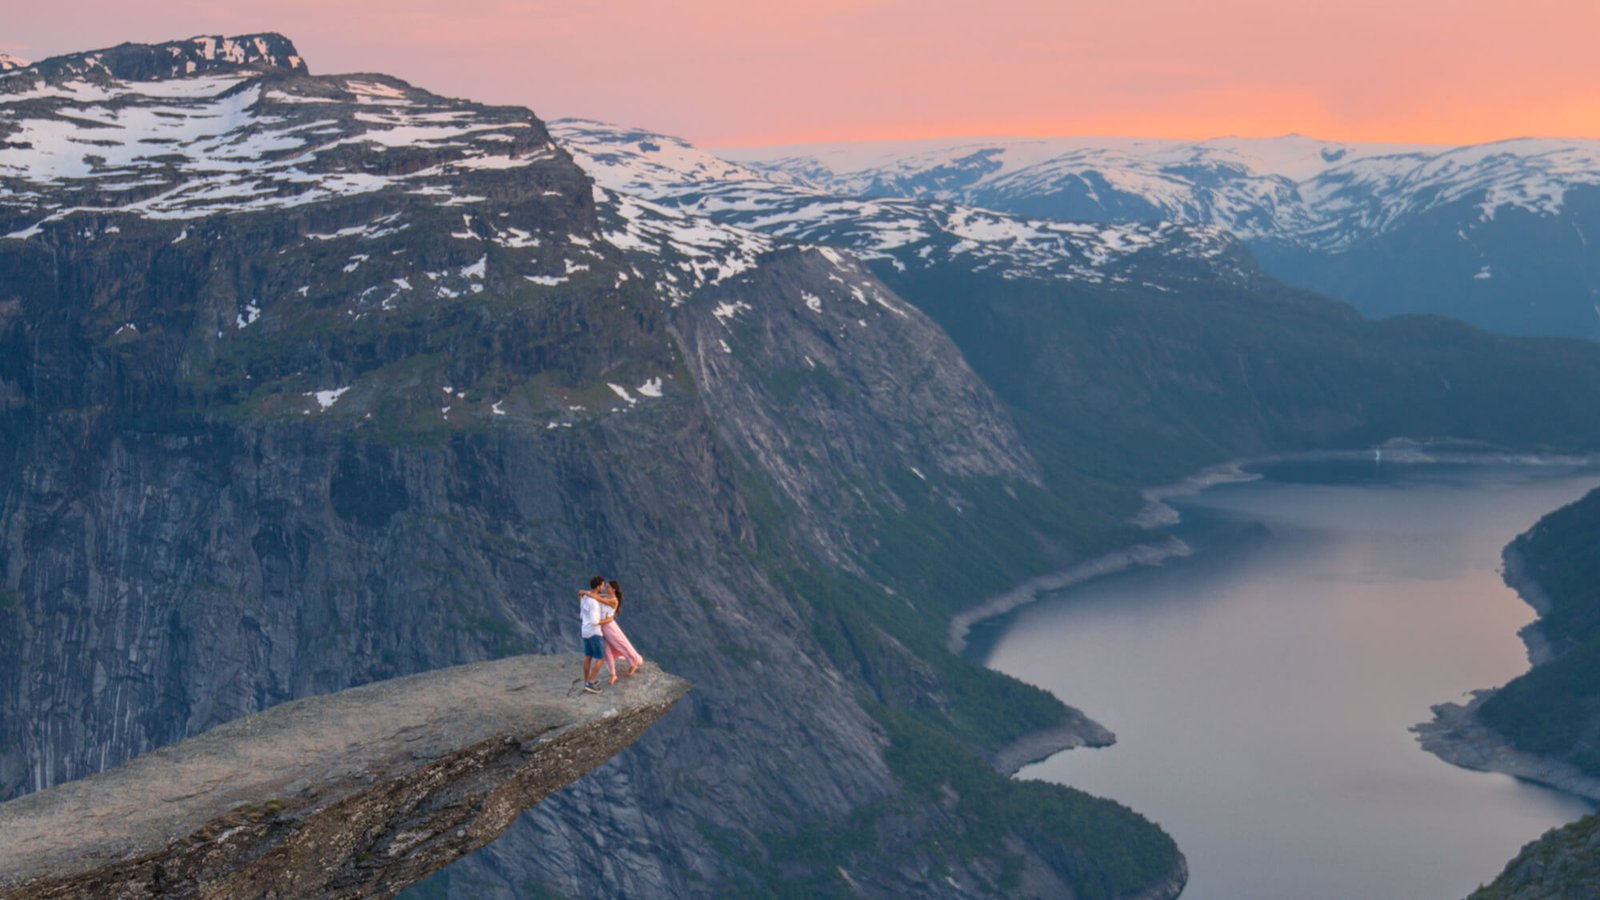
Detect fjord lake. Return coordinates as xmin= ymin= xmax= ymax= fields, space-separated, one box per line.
xmin=981 ymin=462 xmax=1599 ymax=900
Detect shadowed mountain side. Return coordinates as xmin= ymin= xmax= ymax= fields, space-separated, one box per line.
xmin=0 ymin=655 xmax=689 ymax=899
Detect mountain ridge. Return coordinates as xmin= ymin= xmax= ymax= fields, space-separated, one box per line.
xmin=1 ymin=35 xmax=1184 ymax=898
xmin=14 ymin=32 xmax=1600 ymax=900
xmin=717 ymin=131 xmax=1600 ymax=339
xmin=717 ymin=132 xmax=1600 ymax=247
xmin=555 ymin=117 xmax=1257 ymax=289
xmin=1 ymin=33 xmax=307 ymax=82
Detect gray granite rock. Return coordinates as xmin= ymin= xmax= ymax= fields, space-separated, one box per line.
xmin=0 ymin=655 xmax=689 ymax=899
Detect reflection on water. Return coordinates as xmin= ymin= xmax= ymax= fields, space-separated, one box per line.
xmin=982 ymin=463 xmax=1599 ymax=900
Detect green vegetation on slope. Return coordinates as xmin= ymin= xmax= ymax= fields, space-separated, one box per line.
xmin=717 ymin=439 xmax=1184 ymax=896
xmin=1472 ymin=812 xmax=1600 ymax=899
xmin=728 ymin=704 xmax=1181 ymax=900
xmin=713 ymin=257 xmax=1600 ymax=898
xmin=880 ymin=265 xmax=1600 ymax=496
xmin=1478 ymin=487 xmax=1600 ymax=774
xmin=874 ymin=707 xmax=1180 ymax=900
xmin=1443 ymin=488 xmax=1600 ymax=900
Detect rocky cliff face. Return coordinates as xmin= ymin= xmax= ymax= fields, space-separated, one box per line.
xmin=557 ymin=121 xmax=1600 ymax=505
xmin=1 ymin=35 xmax=1180 ymax=897
xmin=0 ymin=655 xmax=689 ymax=899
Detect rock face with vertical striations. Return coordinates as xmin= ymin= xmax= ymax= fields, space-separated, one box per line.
xmin=0 ymin=655 xmax=690 ymax=899
xmin=1 ymin=33 xmax=1186 ymax=899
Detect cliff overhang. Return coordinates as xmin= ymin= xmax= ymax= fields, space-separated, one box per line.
xmin=0 ymin=655 xmax=689 ymax=898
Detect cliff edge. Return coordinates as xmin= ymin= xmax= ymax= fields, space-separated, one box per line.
xmin=0 ymin=655 xmax=689 ymax=899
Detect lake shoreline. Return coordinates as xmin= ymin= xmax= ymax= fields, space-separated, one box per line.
xmin=950 ymin=445 xmax=1600 ymax=657
xmin=953 ymin=458 xmax=1277 ymax=778
xmin=1413 ymin=546 xmax=1600 ymax=803
xmin=989 ymin=716 xmax=1116 ymax=777
xmin=971 ymin=455 xmax=1600 ymax=898
xmin=1413 ymin=693 xmax=1600 ymax=803
xmin=1502 ymin=545 xmax=1558 ymax=667
xmin=962 ymin=448 xmax=1600 ymax=792
xmin=946 ymin=536 xmax=1193 ymax=655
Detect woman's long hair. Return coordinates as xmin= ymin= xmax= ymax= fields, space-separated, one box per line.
xmin=608 ymin=580 xmax=624 ymax=611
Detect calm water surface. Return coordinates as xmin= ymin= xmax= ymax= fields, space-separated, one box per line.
xmin=981 ymin=463 xmax=1599 ymax=900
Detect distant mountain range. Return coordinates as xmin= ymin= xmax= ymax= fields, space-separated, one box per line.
xmin=0 ymin=33 xmax=1190 ymax=899
xmin=717 ymin=134 xmax=1600 ymax=339
xmin=557 ymin=118 xmax=1256 ymax=289
xmin=9 ymin=32 xmax=1600 ymax=900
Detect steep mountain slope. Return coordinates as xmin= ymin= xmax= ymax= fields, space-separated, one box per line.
xmin=1472 ymin=812 xmax=1600 ymax=899
xmin=694 ymin=124 xmax=1600 ymax=897
xmin=0 ymin=35 xmax=1185 ymax=898
xmin=13 ymin=36 xmax=1600 ymax=900
xmin=558 ymin=121 xmax=1600 ymax=493
xmin=1475 ymin=487 xmax=1600 ymax=777
xmin=1429 ymin=488 xmax=1600 ymax=900
xmin=722 ymin=135 xmax=1600 ymax=339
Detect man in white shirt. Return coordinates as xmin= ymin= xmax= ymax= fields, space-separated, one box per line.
xmin=580 ymin=576 xmax=606 ymax=694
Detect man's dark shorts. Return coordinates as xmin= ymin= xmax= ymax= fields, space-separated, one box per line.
xmin=584 ymin=635 xmax=605 ymax=660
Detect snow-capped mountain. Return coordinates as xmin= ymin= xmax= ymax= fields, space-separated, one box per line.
xmin=556 ymin=119 xmax=1256 ymax=288
xmin=561 ymin=122 xmax=1600 ymax=340
xmin=0 ymin=34 xmax=566 ymax=237
xmin=0 ymin=53 xmax=29 ymax=73
xmin=721 ymin=134 xmax=1600 ymax=251
xmin=14 ymin=32 xmax=1600 ymax=900
xmin=720 ymin=135 xmax=1600 ymax=339
xmin=4 ymin=34 xmax=1168 ymax=900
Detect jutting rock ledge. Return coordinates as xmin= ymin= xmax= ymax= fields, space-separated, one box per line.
xmin=0 ymin=656 xmax=690 ymax=898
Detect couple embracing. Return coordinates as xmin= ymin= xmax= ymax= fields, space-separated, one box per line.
xmin=579 ymin=576 xmax=646 ymax=694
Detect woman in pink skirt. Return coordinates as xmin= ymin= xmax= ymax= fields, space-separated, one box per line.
xmin=596 ymin=579 xmax=645 ymax=684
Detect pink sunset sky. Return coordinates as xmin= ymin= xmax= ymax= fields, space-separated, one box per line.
xmin=6 ymin=0 xmax=1598 ymax=147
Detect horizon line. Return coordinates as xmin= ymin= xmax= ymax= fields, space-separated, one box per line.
xmin=550 ymin=118 xmax=1598 ymax=151
xmin=699 ymin=130 xmax=1596 ymax=151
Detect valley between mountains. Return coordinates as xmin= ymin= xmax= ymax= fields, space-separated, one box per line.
xmin=6 ymin=32 xmax=1600 ymax=898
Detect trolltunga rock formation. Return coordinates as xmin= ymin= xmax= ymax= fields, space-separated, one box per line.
xmin=0 ymin=655 xmax=689 ymax=899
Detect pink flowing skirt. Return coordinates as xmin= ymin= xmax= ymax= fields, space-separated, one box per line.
xmin=602 ymin=619 xmax=643 ymax=676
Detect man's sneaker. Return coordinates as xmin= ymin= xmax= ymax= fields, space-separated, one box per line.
xmin=583 ymin=681 xmax=602 ymax=694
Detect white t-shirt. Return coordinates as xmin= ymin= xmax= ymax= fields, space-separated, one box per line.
xmin=580 ymin=593 xmax=603 ymax=638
